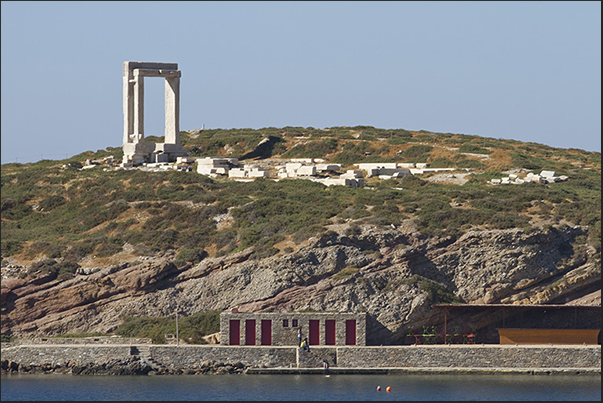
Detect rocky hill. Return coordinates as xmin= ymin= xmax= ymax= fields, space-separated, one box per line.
xmin=1 ymin=126 xmax=600 ymax=344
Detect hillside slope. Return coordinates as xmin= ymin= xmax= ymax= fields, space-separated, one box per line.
xmin=1 ymin=126 xmax=600 ymax=343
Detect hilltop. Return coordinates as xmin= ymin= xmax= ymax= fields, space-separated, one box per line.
xmin=1 ymin=126 xmax=600 ymax=344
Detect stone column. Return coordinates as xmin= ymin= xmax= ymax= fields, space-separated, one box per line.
xmin=123 ymin=69 xmax=134 ymax=144
xmin=165 ymin=76 xmax=180 ymax=144
xmin=133 ymin=71 xmax=144 ymax=141
xmin=123 ymin=75 xmax=133 ymax=144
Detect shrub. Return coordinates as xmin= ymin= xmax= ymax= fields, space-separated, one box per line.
xmin=63 ymin=244 xmax=91 ymax=262
xmin=214 ymin=228 xmax=237 ymax=250
xmin=28 ymin=259 xmax=59 ymax=277
xmin=370 ymin=200 xmax=406 ymax=226
xmin=403 ymin=145 xmax=432 ymax=158
xmin=281 ymin=138 xmax=338 ymax=158
xmin=56 ymin=261 xmax=81 ymax=281
xmin=94 ymin=237 xmax=124 ymax=257
xmin=459 ymin=143 xmax=491 ymax=154
xmin=38 ymin=195 xmax=67 ymax=211
xmin=1 ymin=334 xmax=14 ymax=342
xmin=249 ymin=245 xmax=280 ymax=260
xmin=399 ymin=175 xmax=427 ymax=188
xmin=333 ymin=266 xmax=360 ymax=280
xmin=430 ymin=157 xmax=454 ymax=168
xmin=389 ymin=137 xmax=414 ymax=145
xmin=456 ymin=159 xmax=483 ymax=169
xmin=47 ymin=244 xmax=65 ymax=259
xmin=510 ymin=152 xmax=553 ymax=170
xmin=412 ymin=275 xmax=461 ymax=304
xmin=145 ymin=229 xmax=179 ymax=252
xmin=293 ymin=224 xmax=325 ymax=243
xmin=114 ymin=311 xmax=220 ymax=344
xmin=174 ymin=248 xmax=208 ymax=268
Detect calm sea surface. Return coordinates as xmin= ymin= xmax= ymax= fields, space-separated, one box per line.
xmin=1 ymin=373 xmax=600 ymax=401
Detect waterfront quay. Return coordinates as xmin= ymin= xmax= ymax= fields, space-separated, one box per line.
xmin=1 ymin=340 xmax=600 ymax=375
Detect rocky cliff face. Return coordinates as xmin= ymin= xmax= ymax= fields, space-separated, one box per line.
xmin=1 ymin=223 xmax=600 ymax=344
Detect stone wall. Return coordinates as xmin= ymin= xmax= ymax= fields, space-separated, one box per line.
xmin=11 ymin=337 xmax=152 ymax=345
xmin=297 ymin=347 xmax=336 ymax=368
xmin=150 ymin=346 xmax=297 ymax=369
xmin=2 ymin=344 xmax=599 ymax=371
xmin=1 ymin=345 xmax=132 ymax=366
xmin=335 ymin=345 xmax=601 ymax=369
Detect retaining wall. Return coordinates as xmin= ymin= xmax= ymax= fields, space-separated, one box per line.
xmin=1 ymin=345 xmax=132 ymax=366
xmin=2 ymin=344 xmax=600 ymax=371
xmin=151 ymin=346 xmax=296 ymax=369
xmin=335 ymin=345 xmax=601 ymax=369
xmin=8 ymin=337 xmax=152 ymax=345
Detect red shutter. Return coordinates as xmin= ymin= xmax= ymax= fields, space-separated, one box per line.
xmin=261 ymin=319 xmax=272 ymax=345
xmin=345 ymin=320 xmax=356 ymax=345
xmin=245 ymin=319 xmax=256 ymax=345
xmin=229 ymin=320 xmax=240 ymax=345
xmin=309 ymin=320 xmax=320 ymax=345
xmin=325 ymin=320 xmax=336 ymax=345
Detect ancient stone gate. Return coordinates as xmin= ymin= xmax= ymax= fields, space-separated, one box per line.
xmin=122 ymin=61 xmax=186 ymax=165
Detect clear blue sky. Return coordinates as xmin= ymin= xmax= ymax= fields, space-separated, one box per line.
xmin=1 ymin=1 xmax=601 ymax=164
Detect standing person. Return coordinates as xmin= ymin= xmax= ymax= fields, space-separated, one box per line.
xmin=297 ymin=327 xmax=303 ymax=347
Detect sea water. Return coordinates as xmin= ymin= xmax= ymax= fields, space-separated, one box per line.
xmin=1 ymin=373 xmax=600 ymax=401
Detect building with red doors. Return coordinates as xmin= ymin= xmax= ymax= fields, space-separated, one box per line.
xmin=220 ymin=311 xmax=366 ymax=346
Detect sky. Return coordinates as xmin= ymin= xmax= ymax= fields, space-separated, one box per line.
xmin=1 ymin=1 xmax=601 ymax=164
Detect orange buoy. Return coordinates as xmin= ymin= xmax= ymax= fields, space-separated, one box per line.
xmin=386 ymin=386 xmax=391 ymax=392
xmin=376 ymin=386 xmax=381 ymax=391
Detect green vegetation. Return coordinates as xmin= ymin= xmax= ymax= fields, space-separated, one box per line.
xmin=114 ymin=310 xmax=221 ymax=344
xmin=402 ymin=144 xmax=433 ymax=162
xmin=1 ymin=334 xmax=14 ymax=342
xmin=281 ymin=138 xmax=338 ymax=159
xmin=459 ymin=143 xmax=491 ymax=154
xmin=25 ymin=259 xmax=81 ymax=281
xmin=399 ymin=275 xmax=462 ymax=304
xmin=1 ymin=126 xmax=600 ymax=270
xmin=333 ymin=266 xmax=360 ymax=280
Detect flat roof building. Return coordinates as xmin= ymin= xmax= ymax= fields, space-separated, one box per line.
xmin=220 ymin=311 xmax=367 ymax=347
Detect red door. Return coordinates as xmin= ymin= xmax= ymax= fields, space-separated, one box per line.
xmin=229 ymin=320 xmax=240 ymax=345
xmin=325 ymin=320 xmax=336 ymax=345
xmin=261 ymin=319 xmax=272 ymax=345
xmin=309 ymin=320 xmax=320 ymax=345
xmin=245 ymin=319 xmax=256 ymax=345
xmin=345 ymin=320 xmax=356 ymax=345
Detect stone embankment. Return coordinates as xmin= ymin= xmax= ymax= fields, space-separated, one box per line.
xmin=1 ymin=343 xmax=600 ymax=376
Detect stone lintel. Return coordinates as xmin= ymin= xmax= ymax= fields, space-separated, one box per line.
xmin=123 ymin=61 xmax=178 ymax=77
xmin=133 ymin=68 xmax=181 ymax=78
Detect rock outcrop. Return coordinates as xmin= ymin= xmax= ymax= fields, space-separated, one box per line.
xmin=1 ymin=224 xmax=600 ymax=344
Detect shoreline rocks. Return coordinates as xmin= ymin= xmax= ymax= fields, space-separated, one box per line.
xmin=0 ymin=358 xmax=252 ymax=376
